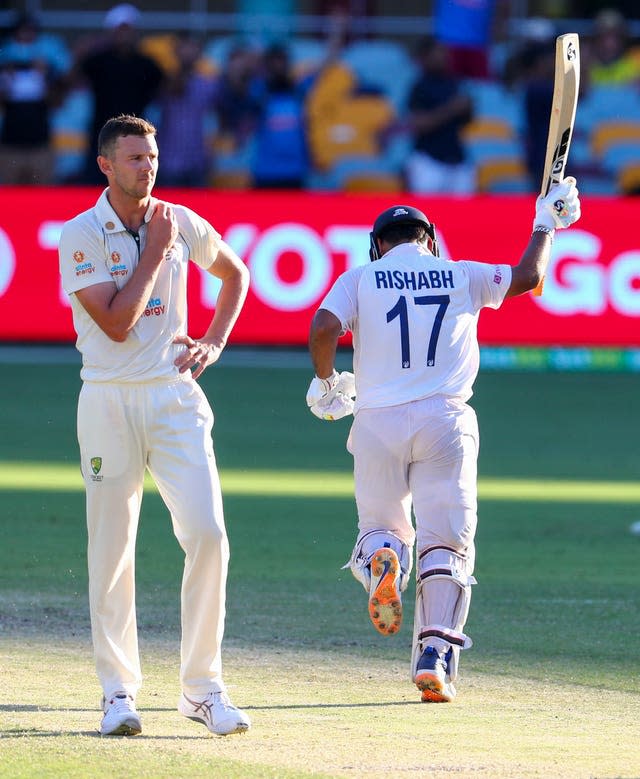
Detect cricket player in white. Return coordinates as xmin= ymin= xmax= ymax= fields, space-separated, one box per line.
xmin=307 ymin=179 xmax=581 ymax=702
xmin=59 ymin=115 xmax=251 ymax=735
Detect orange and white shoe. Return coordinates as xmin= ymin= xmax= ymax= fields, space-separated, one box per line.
xmin=414 ymin=646 xmax=456 ymax=703
xmin=368 ymin=546 xmax=403 ymax=635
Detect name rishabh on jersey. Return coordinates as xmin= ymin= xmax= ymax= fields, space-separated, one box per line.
xmin=319 ymin=242 xmax=512 ymax=411
xmin=373 ymin=268 xmax=455 ymax=291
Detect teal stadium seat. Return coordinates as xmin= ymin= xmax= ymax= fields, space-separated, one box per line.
xmin=51 ymin=88 xmax=93 ymax=181
xmin=340 ymin=40 xmax=418 ymax=111
xmin=464 ymin=78 xmax=525 ymax=136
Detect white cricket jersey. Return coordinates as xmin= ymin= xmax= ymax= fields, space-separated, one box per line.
xmin=319 ymin=242 xmax=511 ymax=410
xmin=59 ymin=189 xmax=222 ymax=382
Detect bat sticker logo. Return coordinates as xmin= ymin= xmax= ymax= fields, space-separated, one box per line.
xmin=547 ymin=127 xmax=573 ymax=190
xmin=567 ymin=41 xmax=577 ymax=61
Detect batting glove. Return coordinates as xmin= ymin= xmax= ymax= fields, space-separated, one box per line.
xmin=309 ymin=393 xmax=355 ymax=421
xmin=533 ymin=176 xmax=581 ymax=231
xmin=306 ymin=370 xmax=356 ymax=421
xmin=306 ymin=370 xmax=340 ymax=408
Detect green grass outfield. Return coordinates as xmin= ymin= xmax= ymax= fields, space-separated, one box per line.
xmin=1 ymin=350 xmax=639 ymax=778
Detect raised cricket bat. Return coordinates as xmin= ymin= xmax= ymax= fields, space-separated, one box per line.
xmin=533 ymin=33 xmax=580 ymax=297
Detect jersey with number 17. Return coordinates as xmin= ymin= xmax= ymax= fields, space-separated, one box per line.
xmin=319 ymin=242 xmax=512 ymax=411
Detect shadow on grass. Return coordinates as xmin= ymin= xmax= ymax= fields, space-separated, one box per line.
xmin=1 ymin=700 xmax=422 ymax=716
xmin=0 ymin=730 xmax=220 ymax=740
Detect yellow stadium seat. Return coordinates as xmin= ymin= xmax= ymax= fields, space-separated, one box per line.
xmin=308 ymin=95 xmax=395 ymax=170
xmin=476 ymin=157 xmax=529 ymax=193
xmin=462 ymin=118 xmax=515 ymax=141
xmin=52 ymin=131 xmax=87 ymax=152
xmin=140 ymin=34 xmax=217 ymax=77
xmin=306 ymin=62 xmax=355 ymax=121
xmin=618 ymin=162 xmax=640 ymax=194
xmin=590 ymin=120 xmax=640 ymax=157
xmin=139 ymin=34 xmax=179 ymax=74
xmin=210 ymin=170 xmax=252 ymax=189
xmin=343 ymin=171 xmax=403 ymax=192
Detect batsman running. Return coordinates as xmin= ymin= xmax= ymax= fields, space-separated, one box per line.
xmin=307 ymin=178 xmax=581 ymax=702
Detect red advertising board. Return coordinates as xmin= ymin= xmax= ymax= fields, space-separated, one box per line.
xmin=0 ymin=186 xmax=638 ymax=346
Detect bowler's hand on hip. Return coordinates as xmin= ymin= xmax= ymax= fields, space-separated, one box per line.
xmin=174 ymin=335 xmax=222 ymax=379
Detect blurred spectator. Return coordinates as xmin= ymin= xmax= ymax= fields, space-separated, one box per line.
xmin=589 ymin=8 xmax=640 ymax=85
xmin=73 ymin=3 xmax=164 ymax=184
xmin=0 ymin=12 xmax=70 ymax=184
xmin=404 ymin=37 xmax=474 ymax=194
xmin=433 ymin=0 xmax=498 ymax=80
xmin=212 ymin=43 xmax=261 ymax=149
xmin=250 ymin=43 xmax=311 ymax=189
xmin=154 ymin=34 xmax=217 ymax=188
xmin=520 ymin=38 xmax=556 ymax=190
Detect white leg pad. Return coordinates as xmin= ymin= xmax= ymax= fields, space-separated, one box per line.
xmin=342 ymin=530 xmax=413 ymax=593
xmin=411 ymin=545 xmax=476 ymax=682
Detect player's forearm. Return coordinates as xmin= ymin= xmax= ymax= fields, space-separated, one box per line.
xmin=506 ymin=232 xmax=551 ymax=297
xmin=86 ymin=241 xmax=164 ymax=343
xmin=309 ymin=310 xmax=342 ymax=378
xmin=104 ymin=250 xmax=166 ymax=339
xmin=200 ymin=266 xmax=250 ymax=349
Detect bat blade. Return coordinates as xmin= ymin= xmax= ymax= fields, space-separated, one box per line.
xmin=533 ymin=33 xmax=580 ymax=296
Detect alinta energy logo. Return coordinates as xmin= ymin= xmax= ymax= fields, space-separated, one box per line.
xmin=110 ymin=251 xmax=128 ymax=278
xmin=73 ymin=249 xmax=95 ymax=277
xmin=0 ymin=226 xmax=16 ymax=299
xmin=144 ymin=296 xmax=165 ymax=317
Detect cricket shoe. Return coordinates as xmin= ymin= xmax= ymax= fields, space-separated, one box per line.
xmin=368 ymin=545 xmax=403 ymax=635
xmin=179 ymin=690 xmax=251 ymax=735
xmin=100 ymin=692 xmax=142 ymax=736
xmin=414 ymin=646 xmax=456 ymax=703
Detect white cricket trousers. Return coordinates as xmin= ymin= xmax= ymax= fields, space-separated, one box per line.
xmin=77 ymin=376 xmax=229 ymax=701
xmin=347 ymin=395 xmax=479 ymax=558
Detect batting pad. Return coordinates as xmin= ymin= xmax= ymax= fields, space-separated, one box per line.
xmin=411 ymin=546 xmax=476 ymax=682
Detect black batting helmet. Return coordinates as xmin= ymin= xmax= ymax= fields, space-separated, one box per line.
xmin=369 ymin=204 xmax=439 ymax=261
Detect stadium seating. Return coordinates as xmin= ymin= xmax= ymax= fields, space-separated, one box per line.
xmin=475 ymin=157 xmax=530 ymax=193
xmin=308 ymin=154 xmax=402 ymax=192
xmin=617 ymin=162 xmax=640 ymax=194
xmin=339 ymin=39 xmax=417 ymax=111
xmin=590 ymin=119 xmax=640 ymax=158
xmin=50 ymin=88 xmax=93 ymax=181
xmin=305 ymin=61 xmax=396 ymax=172
xmin=465 ymin=78 xmax=525 ymax=135
xmin=581 ymin=117 xmax=640 ymax=194
xmin=462 ymin=81 xmax=529 ymax=193
xmin=8 ymin=22 xmax=640 ymax=196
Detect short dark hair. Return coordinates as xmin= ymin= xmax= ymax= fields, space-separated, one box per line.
xmin=378 ymin=223 xmax=428 ymax=247
xmin=98 ymin=114 xmax=156 ymax=158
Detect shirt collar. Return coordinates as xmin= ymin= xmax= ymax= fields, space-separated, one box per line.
xmin=382 ymin=242 xmax=432 ymax=260
xmin=95 ymin=189 xmax=157 ymax=233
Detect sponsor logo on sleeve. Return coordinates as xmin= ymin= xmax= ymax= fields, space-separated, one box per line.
xmin=493 ymin=266 xmax=503 ymax=284
xmin=73 ymin=249 xmax=95 ymax=277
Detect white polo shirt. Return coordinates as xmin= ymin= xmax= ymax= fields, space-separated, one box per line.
xmin=59 ymin=189 xmax=221 ymax=383
xmin=319 ymin=242 xmax=511 ymax=410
